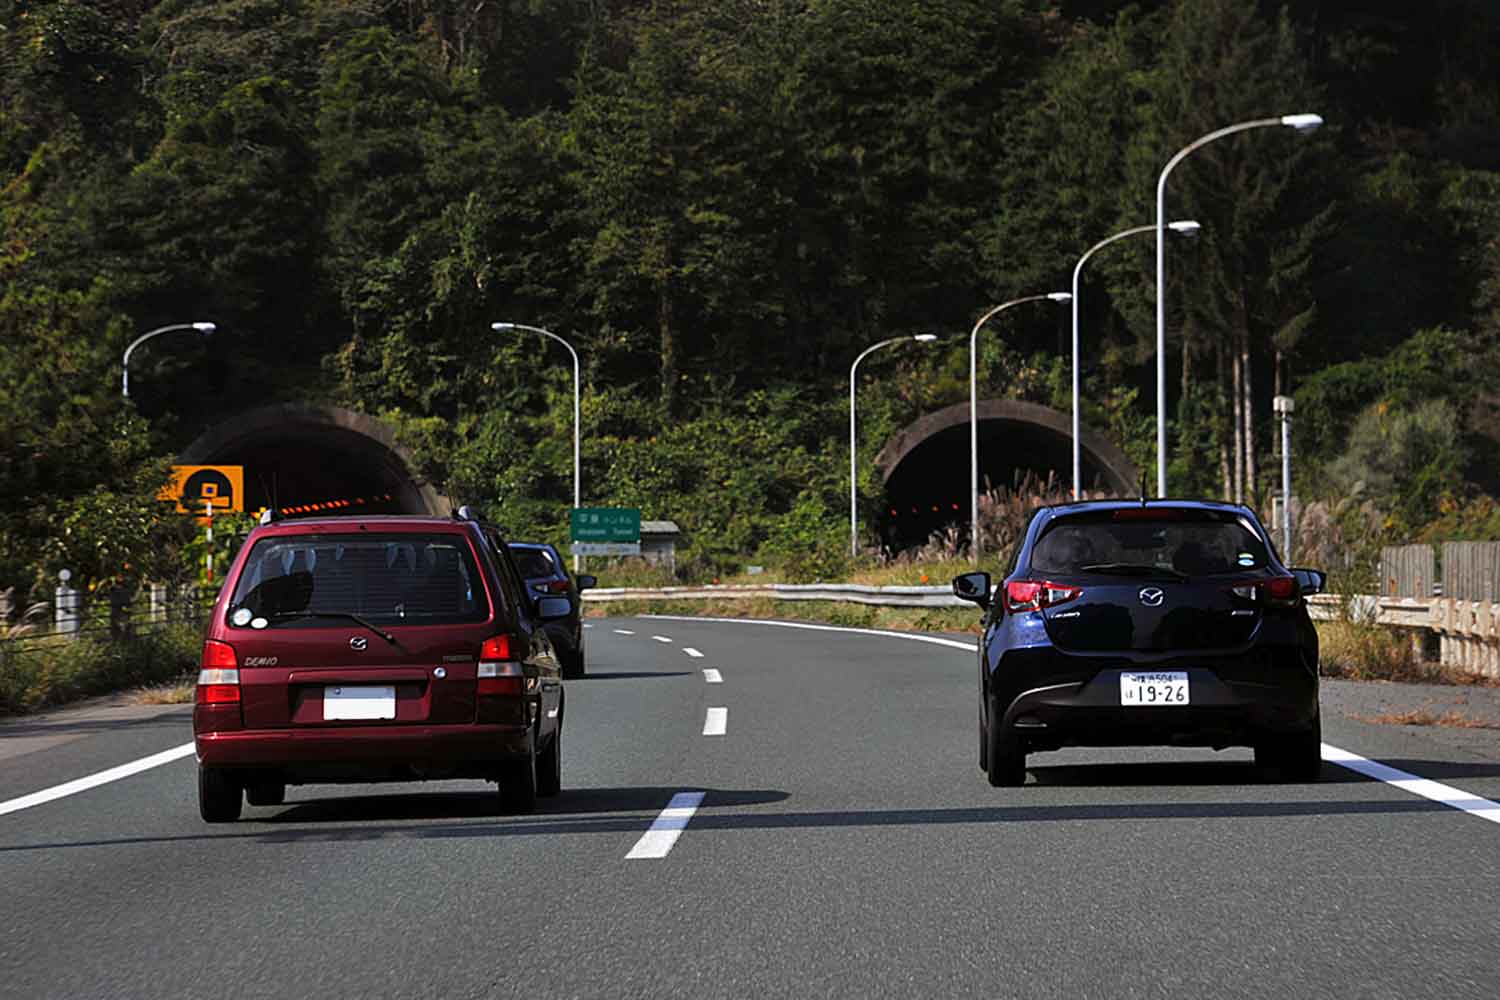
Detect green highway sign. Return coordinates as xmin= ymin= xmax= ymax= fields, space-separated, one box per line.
xmin=570 ymin=507 xmax=641 ymax=543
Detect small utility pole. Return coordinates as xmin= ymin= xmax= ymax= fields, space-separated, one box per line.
xmin=1273 ymin=395 xmax=1294 ymax=561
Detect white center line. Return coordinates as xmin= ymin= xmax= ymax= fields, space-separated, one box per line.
xmin=0 ymin=742 xmax=196 ymax=818
xmin=702 ymin=668 xmax=723 ymax=684
xmin=652 ymin=635 xmax=673 ymax=643
xmin=613 ymin=629 xmax=636 ymax=635
xmin=682 ymin=647 xmax=704 ymax=658
xmin=625 ymin=791 xmax=706 ymax=859
xmin=1322 ymin=744 xmax=1500 ymax=825
xmin=703 ymin=707 xmax=728 ymax=736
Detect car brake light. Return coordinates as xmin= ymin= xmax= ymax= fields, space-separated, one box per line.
xmin=533 ymin=580 xmax=570 ymax=594
xmin=1229 ymin=577 xmax=1299 ymax=607
xmin=478 ymin=635 xmax=523 ymax=696
xmin=197 ymin=640 xmax=240 ymax=704
xmin=1005 ymin=580 xmax=1082 ymax=614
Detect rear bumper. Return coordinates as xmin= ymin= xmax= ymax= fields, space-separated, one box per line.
xmin=997 ymin=667 xmax=1318 ymax=751
xmin=196 ymin=723 xmax=532 ymax=780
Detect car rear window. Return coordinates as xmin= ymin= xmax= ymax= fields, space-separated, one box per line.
xmin=509 ymin=547 xmax=558 ymax=579
xmin=1030 ymin=510 xmax=1269 ymax=577
xmin=227 ymin=533 xmax=490 ymax=628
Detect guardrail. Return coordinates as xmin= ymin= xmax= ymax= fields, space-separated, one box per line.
xmin=586 ymin=586 xmax=1497 ymax=678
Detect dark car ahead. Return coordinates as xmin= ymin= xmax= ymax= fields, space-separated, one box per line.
xmin=508 ymin=542 xmax=595 ymax=678
xmin=193 ymin=509 xmax=569 ymax=822
xmin=953 ymin=500 xmax=1326 ymax=786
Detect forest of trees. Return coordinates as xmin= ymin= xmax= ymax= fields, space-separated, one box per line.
xmin=3 ymin=0 xmax=1500 ymax=593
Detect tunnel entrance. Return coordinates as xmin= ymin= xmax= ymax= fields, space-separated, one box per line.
xmin=178 ymin=405 xmax=448 ymax=517
xmin=873 ymin=400 xmax=1137 ymax=552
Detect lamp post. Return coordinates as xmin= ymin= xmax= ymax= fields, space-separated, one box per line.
xmin=121 ymin=322 xmax=216 ymax=398
xmin=1154 ymin=113 xmax=1323 ymax=497
xmin=493 ymin=322 xmax=581 ymax=569
xmin=1071 ymin=221 xmax=1201 ymax=499
xmin=1274 ymin=394 xmax=1294 ymax=561
xmin=970 ymin=293 xmax=1071 ymax=564
xmin=850 ymin=334 xmax=938 ymax=558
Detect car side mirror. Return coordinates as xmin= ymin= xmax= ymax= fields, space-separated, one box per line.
xmin=1290 ymin=568 xmax=1326 ymax=596
xmin=535 ymin=596 xmax=572 ymax=619
xmin=952 ymin=572 xmax=991 ymax=608
xmin=576 ymin=574 xmax=597 ymax=591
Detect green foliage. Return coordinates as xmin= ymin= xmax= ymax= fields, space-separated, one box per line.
xmin=0 ymin=623 xmax=200 ymax=716
xmin=759 ymin=489 xmax=849 ymax=584
xmin=1327 ymin=399 xmax=1468 ymax=534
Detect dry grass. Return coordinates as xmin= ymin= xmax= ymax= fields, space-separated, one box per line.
xmin=1351 ymin=707 xmax=1500 ymax=730
xmin=1316 ymin=620 xmax=1499 ymax=687
xmin=130 ymin=679 xmax=195 ymax=705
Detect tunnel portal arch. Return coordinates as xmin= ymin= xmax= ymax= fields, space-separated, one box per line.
xmin=873 ymin=399 xmax=1138 ymax=551
xmin=179 ymin=404 xmax=449 ymax=517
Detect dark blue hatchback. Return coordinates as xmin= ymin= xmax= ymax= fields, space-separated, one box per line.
xmin=953 ymin=500 xmax=1326 ymax=786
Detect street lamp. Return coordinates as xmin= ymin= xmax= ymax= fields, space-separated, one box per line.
xmin=970 ymin=293 xmax=1071 ymax=564
xmin=850 ymin=334 xmax=938 ymax=558
xmin=1274 ymin=394 xmax=1294 ymax=560
xmin=1071 ymin=220 xmax=1201 ymax=499
xmin=121 ymin=322 xmax=216 ymax=398
xmin=1154 ymin=113 xmax=1323 ymax=496
xmin=493 ymin=321 xmax=581 ymax=568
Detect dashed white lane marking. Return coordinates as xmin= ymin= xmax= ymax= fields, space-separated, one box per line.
xmin=613 ymin=629 xmax=636 ymax=635
xmin=1322 ymin=744 xmax=1500 ymax=825
xmin=625 ymin=791 xmax=706 ymax=860
xmin=703 ymin=669 xmax=723 ymax=684
xmin=683 ymin=647 xmax=704 ymax=658
xmin=703 ymin=707 xmax=728 ymax=736
xmin=652 ymin=635 xmax=673 ymax=644
xmin=0 ymin=742 xmax=196 ymax=819
xmin=648 ymin=614 xmax=1500 ymax=830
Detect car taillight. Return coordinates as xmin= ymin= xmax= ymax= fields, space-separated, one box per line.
xmin=1005 ymin=580 xmax=1082 ymax=614
xmin=478 ymin=635 xmax=524 ymax=696
xmin=1230 ymin=576 xmax=1300 ymax=607
xmin=533 ymin=580 xmax=570 ymax=595
xmin=197 ymin=640 xmax=240 ymax=704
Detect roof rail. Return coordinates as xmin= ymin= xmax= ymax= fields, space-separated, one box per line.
xmin=454 ymin=505 xmax=479 ymax=522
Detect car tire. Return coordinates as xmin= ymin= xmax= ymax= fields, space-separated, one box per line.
xmin=198 ymin=766 xmax=243 ymax=823
xmin=1255 ymin=714 xmax=1322 ymax=782
xmin=498 ymin=736 xmax=539 ymax=814
xmin=561 ymin=645 xmax=585 ymax=679
xmin=245 ymin=779 xmax=286 ymax=807
xmin=985 ymin=700 xmax=1026 ymax=788
xmin=537 ymin=725 xmax=562 ymax=798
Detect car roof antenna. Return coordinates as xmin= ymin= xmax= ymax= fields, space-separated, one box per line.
xmin=1139 ymin=472 xmax=1148 ymax=507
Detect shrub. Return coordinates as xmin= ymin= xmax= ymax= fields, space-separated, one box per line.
xmin=0 ymin=624 xmax=201 ymax=716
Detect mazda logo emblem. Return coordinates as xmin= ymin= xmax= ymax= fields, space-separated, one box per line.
xmin=349 ymin=636 xmax=368 ymax=651
xmin=1138 ymin=587 xmax=1165 ymax=607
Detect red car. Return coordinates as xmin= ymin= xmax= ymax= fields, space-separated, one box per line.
xmin=193 ymin=508 xmax=567 ymax=822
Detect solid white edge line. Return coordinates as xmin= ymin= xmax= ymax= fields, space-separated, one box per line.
xmin=0 ymin=742 xmax=197 ymax=819
xmin=683 ymin=647 xmax=704 ymax=658
xmin=652 ymin=635 xmax=673 ymax=644
xmin=703 ymin=707 xmax=728 ymax=736
xmin=703 ymin=668 xmax=724 ymax=684
xmin=647 ymin=614 xmax=1500 ymax=830
xmin=1322 ymin=743 xmax=1500 ymax=825
xmin=625 ymin=791 xmax=707 ymax=859
xmin=646 ymin=614 xmax=977 ymax=651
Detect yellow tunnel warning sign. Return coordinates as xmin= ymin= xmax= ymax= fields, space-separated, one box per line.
xmin=161 ymin=465 xmax=244 ymax=515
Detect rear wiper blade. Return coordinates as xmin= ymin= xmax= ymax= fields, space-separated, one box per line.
xmin=266 ymin=611 xmax=399 ymax=646
xmin=1079 ymin=562 xmax=1189 ymax=582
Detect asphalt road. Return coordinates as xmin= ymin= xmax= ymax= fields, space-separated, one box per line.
xmin=3 ymin=615 xmax=1499 ymax=999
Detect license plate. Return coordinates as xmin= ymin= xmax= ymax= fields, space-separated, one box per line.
xmin=1120 ymin=671 xmax=1189 ymax=707
xmin=324 ymin=685 xmax=396 ymax=720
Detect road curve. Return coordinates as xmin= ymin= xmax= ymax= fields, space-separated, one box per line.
xmin=2 ymin=616 xmax=1499 ymax=999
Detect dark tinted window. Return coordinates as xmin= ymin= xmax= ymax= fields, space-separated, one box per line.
xmin=1031 ymin=511 xmax=1269 ymax=577
xmin=510 ymin=546 xmax=559 ymax=579
xmin=227 ymin=533 xmax=489 ymax=627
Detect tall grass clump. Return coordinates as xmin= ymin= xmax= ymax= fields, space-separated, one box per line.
xmin=0 ymin=624 xmax=201 ymax=715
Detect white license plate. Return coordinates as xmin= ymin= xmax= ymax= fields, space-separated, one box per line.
xmin=324 ymin=685 xmax=396 ymax=720
xmin=1120 ymin=671 xmax=1190 ymax=707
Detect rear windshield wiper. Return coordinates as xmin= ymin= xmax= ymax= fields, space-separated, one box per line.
xmin=265 ymin=611 xmax=399 ymax=646
xmin=1078 ymin=562 xmax=1189 ymax=582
